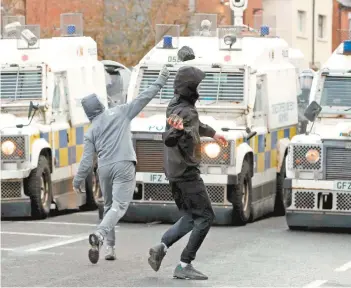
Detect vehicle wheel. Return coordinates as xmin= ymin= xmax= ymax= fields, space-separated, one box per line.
xmin=24 ymin=155 xmax=52 ymax=219
xmin=231 ymin=159 xmax=252 ymax=226
xmin=274 ymin=155 xmax=291 ymax=216
xmin=81 ymin=165 xmax=101 ymax=210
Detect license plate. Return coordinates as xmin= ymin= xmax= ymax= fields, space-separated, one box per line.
xmin=143 ymin=173 xmax=169 ymax=184
xmin=153 ymin=134 xmax=163 ymax=141
xmin=334 ymin=181 xmax=351 ymax=191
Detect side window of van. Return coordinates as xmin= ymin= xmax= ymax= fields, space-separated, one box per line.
xmin=254 ymin=80 xmax=263 ymax=112
xmin=105 ymin=68 xmax=125 ymax=107
xmin=52 ymin=76 xmax=61 ymax=110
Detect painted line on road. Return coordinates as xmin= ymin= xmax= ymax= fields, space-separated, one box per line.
xmin=0 ymin=248 xmax=15 ymax=251
xmin=18 ymin=221 xmax=98 ymax=227
xmin=303 ymin=280 xmax=328 ymax=288
xmin=75 ymin=212 xmax=99 ymax=216
xmin=334 ymin=261 xmax=351 ymax=272
xmin=0 ymin=231 xmax=71 ymax=238
xmin=25 ymin=235 xmax=87 ymax=252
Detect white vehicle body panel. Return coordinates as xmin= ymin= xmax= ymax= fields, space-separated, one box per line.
xmin=285 ymin=41 xmax=351 ymax=228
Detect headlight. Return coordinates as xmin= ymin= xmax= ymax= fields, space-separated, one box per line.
xmin=1 ymin=140 xmax=16 ymax=155
xmin=204 ymin=143 xmax=221 ymax=159
xmin=305 ymin=149 xmax=320 ymax=164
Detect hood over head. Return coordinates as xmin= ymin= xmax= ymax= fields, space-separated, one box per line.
xmin=174 ymin=66 xmax=205 ymax=104
xmin=81 ymin=93 xmax=105 ymax=122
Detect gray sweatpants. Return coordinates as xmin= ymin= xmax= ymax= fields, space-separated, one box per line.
xmin=96 ymin=161 xmax=136 ymax=246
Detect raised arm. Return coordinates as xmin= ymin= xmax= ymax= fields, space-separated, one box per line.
xmin=73 ymin=134 xmax=95 ymax=189
xmin=124 ymin=66 xmax=169 ymax=120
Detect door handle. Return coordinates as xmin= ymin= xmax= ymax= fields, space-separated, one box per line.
xmin=67 ymin=132 xmax=70 ymax=144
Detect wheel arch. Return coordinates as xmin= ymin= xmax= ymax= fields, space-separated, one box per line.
xmin=277 ymin=138 xmax=290 ymax=173
xmin=30 ymin=138 xmax=52 ymax=172
xmin=235 ymin=142 xmax=254 ymax=176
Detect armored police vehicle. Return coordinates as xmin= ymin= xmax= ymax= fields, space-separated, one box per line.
xmin=0 ymin=14 xmax=127 ymax=219
xmin=285 ymin=40 xmax=351 ymax=229
xmin=97 ymin=0 xmax=308 ymax=225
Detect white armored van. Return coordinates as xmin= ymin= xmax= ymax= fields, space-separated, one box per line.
xmin=285 ymin=40 xmax=351 ymax=229
xmin=98 ymin=0 xmax=308 ymax=225
xmin=0 ymin=14 xmax=123 ymax=219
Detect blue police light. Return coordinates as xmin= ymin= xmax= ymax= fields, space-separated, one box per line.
xmin=343 ymin=40 xmax=351 ymax=54
xmin=260 ymin=25 xmax=270 ymax=36
xmin=67 ymin=25 xmax=76 ymax=35
xmin=163 ymin=35 xmax=173 ymax=49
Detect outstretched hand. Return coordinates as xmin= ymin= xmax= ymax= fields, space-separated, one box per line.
xmin=167 ymin=114 xmax=184 ymax=130
xmin=213 ymin=133 xmax=228 ymax=147
xmin=158 ymin=65 xmax=170 ymax=80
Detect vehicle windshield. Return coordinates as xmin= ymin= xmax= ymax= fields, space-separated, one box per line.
xmin=0 ymin=69 xmax=42 ymax=100
xmin=320 ymin=76 xmax=351 ymax=107
xmin=139 ymin=69 xmax=245 ymax=105
xmin=105 ymin=70 xmax=126 ymax=106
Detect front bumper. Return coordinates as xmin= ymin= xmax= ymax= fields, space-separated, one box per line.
xmin=135 ymin=172 xmax=238 ymax=185
xmin=1 ymin=199 xmax=31 ymax=218
xmin=98 ymin=201 xmax=234 ymax=225
xmin=284 ymin=178 xmax=351 ymax=228
xmin=286 ymin=211 xmax=351 ymax=228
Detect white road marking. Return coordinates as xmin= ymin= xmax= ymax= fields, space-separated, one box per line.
xmin=25 ymin=235 xmax=87 ymax=252
xmin=1 ymin=248 xmax=15 ymax=251
xmin=0 ymin=231 xmax=71 ymax=238
xmin=17 ymin=221 xmax=97 ymax=227
xmin=334 ymin=261 xmax=351 ymax=272
xmin=75 ymin=212 xmax=98 ymax=216
xmin=303 ymin=280 xmax=328 ymax=288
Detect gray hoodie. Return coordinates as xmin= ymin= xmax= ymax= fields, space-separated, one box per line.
xmin=73 ymin=76 xmax=167 ymax=188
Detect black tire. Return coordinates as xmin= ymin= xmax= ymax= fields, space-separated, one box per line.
xmin=24 ymin=155 xmax=52 ymax=219
xmin=231 ymin=159 xmax=252 ymax=226
xmin=274 ymin=155 xmax=291 ymax=216
xmin=81 ymin=165 xmax=100 ymax=210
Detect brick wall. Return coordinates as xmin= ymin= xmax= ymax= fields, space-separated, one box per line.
xmin=332 ymin=0 xmax=351 ymax=51
xmin=25 ymin=0 xmax=104 ymax=37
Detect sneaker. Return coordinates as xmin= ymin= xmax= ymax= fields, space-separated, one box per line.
xmin=148 ymin=243 xmax=167 ymax=272
xmin=105 ymin=246 xmax=116 ymax=261
xmin=173 ymin=264 xmax=208 ymax=280
xmin=88 ymin=233 xmax=103 ymax=264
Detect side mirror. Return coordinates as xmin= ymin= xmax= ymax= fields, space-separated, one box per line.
xmin=304 ymin=101 xmax=322 ymax=122
xmin=104 ymin=65 xmax=116 ymax=74
xmin=28 ymin=101 xmax=34 ymax=119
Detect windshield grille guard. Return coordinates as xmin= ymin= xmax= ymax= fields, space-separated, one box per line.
xmin=0 ymin=67 xmax=43 ymax=101
xmin=139 ymin=69 xmax=245 ymax=104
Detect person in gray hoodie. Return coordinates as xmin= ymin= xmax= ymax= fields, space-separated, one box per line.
xmin=72 ymin=66 xmax=169 ymax=264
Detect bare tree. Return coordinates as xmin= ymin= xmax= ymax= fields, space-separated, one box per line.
xmin=103 ymin=0 xmax=192 ymax=66
xmin=1 ymin=0 xmax=25 ymax=15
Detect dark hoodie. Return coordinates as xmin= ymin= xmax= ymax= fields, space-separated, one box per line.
xmin=163 ymin=66 xmax=216 ymax=182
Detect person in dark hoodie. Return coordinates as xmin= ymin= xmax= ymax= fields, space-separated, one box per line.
xmin=72 ymin=66 xmax=169 ymax=264
xmin=147 ymin=65 xmax=227 ymax=280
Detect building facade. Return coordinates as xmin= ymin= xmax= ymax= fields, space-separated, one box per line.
xmin=332 ymin=0 xmax=351 ymax=51
xmin=262 ymin=0 xmax=333 ymax=70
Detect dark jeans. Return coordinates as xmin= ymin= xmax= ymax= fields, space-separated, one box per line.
xmin=161 ymin=178 xmax=215 ymax=264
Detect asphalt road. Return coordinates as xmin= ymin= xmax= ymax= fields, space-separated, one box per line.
xmin=1 ymin=211 xmax=350 ymax=287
